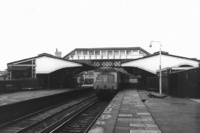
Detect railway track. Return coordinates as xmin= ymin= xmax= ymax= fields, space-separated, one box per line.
xmin=0 ymin=93 xmax=97 ymax=133
xmin=41 ymin=100 xmax=109 ymax=133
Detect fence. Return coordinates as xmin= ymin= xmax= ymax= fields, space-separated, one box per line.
xmin=168 ymin=67 xmax=200 ymax=98
xmin=146 ymin=77 xmax=159 ymax=91
xmin=146 ymin=76 xmax=169 ymax=94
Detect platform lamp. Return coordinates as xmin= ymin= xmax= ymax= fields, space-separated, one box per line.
xmin=149 ymin=41 xmax=162 ymax=94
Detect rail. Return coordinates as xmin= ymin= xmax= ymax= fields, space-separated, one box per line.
xmin=0 ymin=93 xmax=96 ymax=133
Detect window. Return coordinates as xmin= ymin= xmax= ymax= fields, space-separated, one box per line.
xmin=96 ymin=74 xmax=104 ymax=82
xmin=95 ymin=51 xmax=100 ymax=55
xmin=107 ymin=74 xmax=115 ymax=82
xmin=89 ymin=51 xmax=94 ymax=55
xmin=70 ymin=52 xmax=75 ymax=58
xmin=77 ymin=51 xmax=81 ymax=55
xmin=127 ymin=50 xmax=132 ymax=55
xmin=71 ymin=52 xmax=75 ymax=56
xmin=83 ymin=51 xmax=88 ymax=55
xmin=96 ymin=74 xmax=114 ymax=83
xmin=101 ymin=51 xmax=106 ymax=56
xmin=139 ymin=51 xmax=145 ymax=56
xmin=120 ymin=50 xmax=125 ymax=55
xmin=108 ymin=51 xmax=112 ymax=56
xmin=133 ymin=50 xmax=138 ymax=55
xmin=114 ymin=51 xmax=119 ymax=55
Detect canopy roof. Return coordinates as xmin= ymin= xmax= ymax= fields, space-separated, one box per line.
xmin=7 ymin=53 xmax=93 ymax=74
xmin=122 ymin=52 xmax=200 ymax=74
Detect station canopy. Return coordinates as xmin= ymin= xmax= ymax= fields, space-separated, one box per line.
xmin=7 ymin=53 xmax=93 ymax=74
xmin=121 ymin=51 xmax=200 ymax=74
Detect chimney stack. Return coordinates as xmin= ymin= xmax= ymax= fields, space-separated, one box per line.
xmin=55 ymin=48 xmax=62 ymax=58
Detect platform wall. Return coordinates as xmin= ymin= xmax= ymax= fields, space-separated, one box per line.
xmin=0 ymin=79 xmax=38 ymax=93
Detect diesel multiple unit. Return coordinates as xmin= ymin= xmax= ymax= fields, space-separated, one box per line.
xmin=93 ymin=67 xmax=128 ymax=99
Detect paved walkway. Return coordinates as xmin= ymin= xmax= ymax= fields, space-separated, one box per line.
xmin=138 ymin=90 xmax=200 ymax=133
xmin=89 ymin=89 xmax=162 ymax=133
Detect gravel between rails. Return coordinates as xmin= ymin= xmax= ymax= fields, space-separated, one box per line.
xmin=20 ymin=96 xmax=97 ymax=133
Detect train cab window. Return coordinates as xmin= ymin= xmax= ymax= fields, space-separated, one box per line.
xmin=96 ymin=74 xmax=104 ymax=82
xmin=107 ymin=74 xmax=114 ymax=82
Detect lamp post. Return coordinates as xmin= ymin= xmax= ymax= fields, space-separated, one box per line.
xmin=149 ymin=41 xmax=162 ymax=94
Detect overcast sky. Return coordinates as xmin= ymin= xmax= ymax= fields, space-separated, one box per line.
xmin=1 ymin=0 xmax=200 ymax=70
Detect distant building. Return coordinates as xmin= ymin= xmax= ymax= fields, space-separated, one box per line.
xmin=55 ymin=48 xmax=62 ymax=58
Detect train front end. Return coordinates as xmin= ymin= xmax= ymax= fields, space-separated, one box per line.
xmin=93 ymin=67 xmax=120 ymax=99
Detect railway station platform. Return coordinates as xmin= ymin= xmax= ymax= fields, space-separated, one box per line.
xmin=89 ymin=88 xmax=200 ymax=133
xmin=89 ymin=89 xmax=161 ymax=133
xmin=0 ymin=87 xmax=93 ymax=125
xmin=0 ymin=87 xmax=88 ymax=106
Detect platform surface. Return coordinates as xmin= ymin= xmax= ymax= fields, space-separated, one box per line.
xmin=0 ymin=88 xmax=82 ymax=106
xmin=89 ymin=89 xmax=161 ymax=133
xmin=139 ymin=90 xmax=200 ymax=133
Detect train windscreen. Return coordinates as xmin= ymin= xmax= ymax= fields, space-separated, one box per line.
xmin=107 ymin=74 xmax=114 ymax=83
xmin=96 ymin=74 xmax=115 ymax=83
xmin=96 ymin=74 xmax=105 ymax=82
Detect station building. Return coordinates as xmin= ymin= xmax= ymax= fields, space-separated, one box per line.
xmin=5 ymin=47 xmax=200 ymax=94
